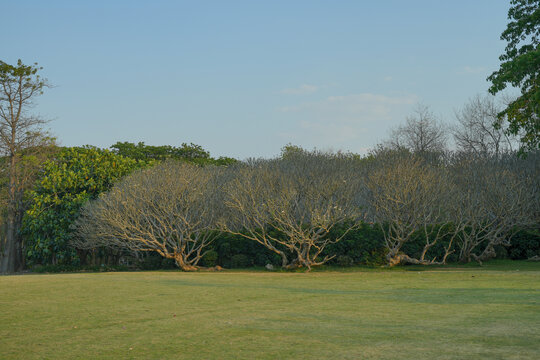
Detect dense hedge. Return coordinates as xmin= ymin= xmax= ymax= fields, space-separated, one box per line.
xmin=32 ymin=223 xmax=539 ymax=272
xmin=33 ymin=226 xmax=387 ymax=271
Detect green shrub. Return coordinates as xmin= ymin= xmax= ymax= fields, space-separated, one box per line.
xmin=202 ymin=250 xmax=219 ymax=267
xmin=508 ymin=229 xmax=540 ymax=259
xmin=336 ymin=255 xmax=354 ymax=267
xmin=230 ymin=254 xmax=251 ymax=268
xmin=211 ymin=233 xmax=283 ymax=268
xmin=364 ymin=247 xmax=388 ymax=267
xmin=324 ymin=223 xmax=386 ymax=266
xmin=137 ymin=253 xmax=176 ymax=270
xmin=31 ymin=264 xmax=130 ymax=273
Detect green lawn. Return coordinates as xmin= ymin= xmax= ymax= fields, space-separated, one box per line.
xmin=1 ymin=261 xmax=539 ymax=359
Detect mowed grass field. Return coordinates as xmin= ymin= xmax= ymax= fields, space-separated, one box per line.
xmin=1 ymin=262 xmax=539 ymax=360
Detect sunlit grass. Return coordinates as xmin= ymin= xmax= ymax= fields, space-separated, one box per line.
xmin=1 ymin=261 xmax=539 ymax=359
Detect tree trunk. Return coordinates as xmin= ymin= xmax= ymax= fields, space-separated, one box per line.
xmin=1 ymin=217 xmax=19 ymax=273
xmin=0 ymin=222 xmax=16 ymax=273
xmin=472 ymin=244 xmax=497 ymax=265
xmin=77 ymin=249 xmax=88 ymax=266
xmin=174 ymin=255 xmax=199 ymax=272
xmin=279 ymin=251 xmax=289 ymax=269
xmin=0 ymin=154 xmax=20 ymax=273
xmin=387 ymin=253 xmax=443 ymax=267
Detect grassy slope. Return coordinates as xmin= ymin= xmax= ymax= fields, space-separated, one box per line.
xmin=0 ymin=261 xmax=539 ymax=360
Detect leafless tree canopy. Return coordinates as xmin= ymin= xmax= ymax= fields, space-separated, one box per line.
xmin=365 ymin=151 xmax=459 ymax=265
xmin=73 ymin=161 xmax=221 ymax=271
xmin=220 ymin=151 xmax=365 ymax=271
xmin=453 ymin=95 xmax=517 ymax=156
xmin=385 ymin=104 xmax=448 ymax=154
xmin=363 ymin=148 xmax=539 ymax=266
xmin=449 ymin=152 xmax=538 ymax=263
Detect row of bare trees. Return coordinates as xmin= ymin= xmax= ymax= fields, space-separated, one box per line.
xmin=73 ymin=148 xmax=539 ymax=271
xmin=75 ymin=152 xmax=366 ymax=271
xmin=365 ymin=150 xmax=538 ymax=265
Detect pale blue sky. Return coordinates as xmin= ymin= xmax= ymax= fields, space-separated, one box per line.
xmin=2 ymin=0 xmax=512 ymax=159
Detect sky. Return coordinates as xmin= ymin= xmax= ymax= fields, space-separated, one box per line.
xmin=2 ymin=0 xmax=514 ymax=159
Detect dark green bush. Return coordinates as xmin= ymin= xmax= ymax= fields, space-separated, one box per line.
xmin=494 ymin=245 xmax=509 ymax=259
xmin=31 ymin=264 xmax=130 ymax=273
xmin=508 ymin=229 xmax=540 ymax=259
xmin=336 ymin=255 xmax=354 ymax=267
xmin=202 ymin=250 xmax=218 ymax=267
xmin=137 ymin=252 xmax=176 ymax=270
xmin=230 ymin=254 xmax=251 ymax=268
xmin=210 ymin=233 xmax=283 ymax=268
xmin=29 ymin=218 xmax=537 ymax=271
xmin=324 ymin=223 xmax=386 ymax=266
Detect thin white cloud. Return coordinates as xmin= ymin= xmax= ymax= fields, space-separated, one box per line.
xmin=277 ymin=93 xmax=419 ymax=153
xmin=383 ymin=76 xmax=393 ymax=82
xmin=280 ymin=84 xmax=319 ymax=95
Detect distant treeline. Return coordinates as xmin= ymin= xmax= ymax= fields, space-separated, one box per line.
xmin=18 ymin=143 xmax=540 ymax=272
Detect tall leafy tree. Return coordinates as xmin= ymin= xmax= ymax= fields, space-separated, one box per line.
xmin=0 ymin=59 xmax=51 ymax=272
xmin=488 ymin=0 xmax=540 ymax=152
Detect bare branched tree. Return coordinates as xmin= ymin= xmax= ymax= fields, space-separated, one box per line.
xmin=453 ymin=95 xmax=517 ymax=156
xmin=365 ymin=152 xmax=459 ymax=266
xmin=386 ymin=104 xmax=448 ymax=154
xmin=450 ymin=153 xmax=538 ymax=264
xmin=220 ymin=151 xmax=364 ymax=271
xmin=0 ymin=59 xmax=51 ymax=273
xmin=0 ymin=144 xmax=57 ymax=266
xmin=73 ymin=161 xmax=221 ymax=271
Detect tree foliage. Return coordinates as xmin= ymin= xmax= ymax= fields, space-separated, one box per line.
xmin=22 ymin=146 xmax=151 ymax=266
xmin=110 ymin=141 xmax=236 ymax=165
xmin=488 ymin=0 xmax=540 ymax=152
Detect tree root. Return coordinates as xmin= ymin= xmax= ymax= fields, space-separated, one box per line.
xmin=387 ymin=253 xmax=444 ymax=267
